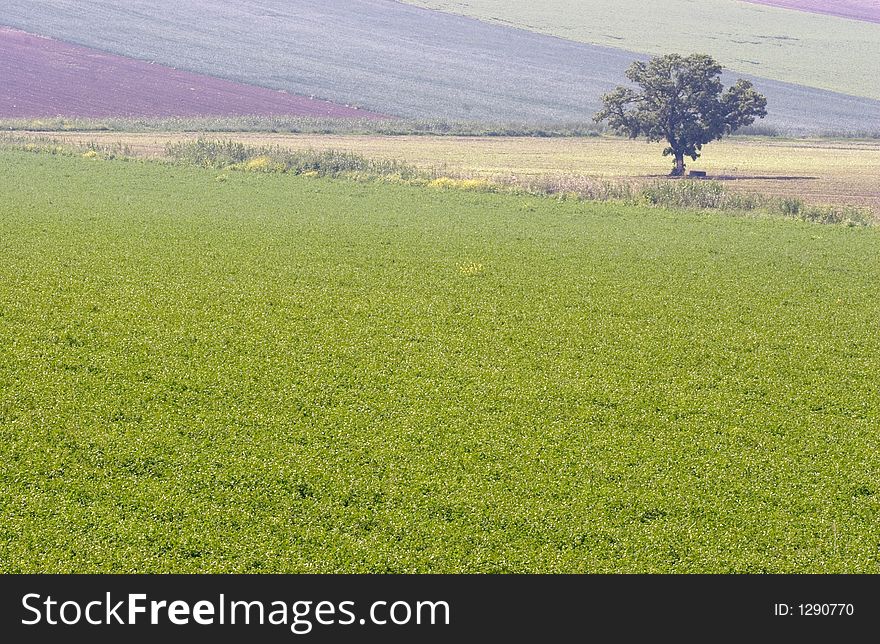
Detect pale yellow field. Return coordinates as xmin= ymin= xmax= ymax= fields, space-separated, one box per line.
xmin=17 ymin=131 xmax=880 ymax=211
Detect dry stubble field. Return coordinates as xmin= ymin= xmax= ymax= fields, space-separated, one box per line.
xmin=16 ymin=131 xmax=880 ymax=213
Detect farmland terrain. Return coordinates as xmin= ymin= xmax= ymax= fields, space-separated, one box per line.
xmin=740 ymin=0 xmax=880 ymax=23
xmin=12 ymin=131 xmax=880 ymax=213
xmin=2 ymin=1 xmax=879 ymax=132
xmin=0 ymin=27 xmax=382 ymax=119
xmin=403 ymin=0 xmax=880 ymax=100
xmin=1 ymin=150 xmax=879 ymax=572
xmin=2 ymin=0 xmax=878 ymax=578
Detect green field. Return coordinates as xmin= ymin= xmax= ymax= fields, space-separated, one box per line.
xmin=2 ymin=150 xmax=879 ymax=572
xmin=405 ymin=0 xmax=880 ymax=100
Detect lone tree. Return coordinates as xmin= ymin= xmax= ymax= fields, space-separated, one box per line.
xmin=595 ymin=54 xmax=767 ymax=176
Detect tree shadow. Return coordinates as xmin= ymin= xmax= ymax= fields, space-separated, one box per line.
xmin=711 ymin=175 xmax=820 ymax=181
xmin=645 ymin=174 xmax=820 ymax=181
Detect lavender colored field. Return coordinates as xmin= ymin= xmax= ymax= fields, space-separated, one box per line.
xmin=0 ymin=28 xmax=383 ymax=119
xmin=742 ymin=0 xmax=880 ymax=24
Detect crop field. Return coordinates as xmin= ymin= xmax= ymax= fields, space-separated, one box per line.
xmin=0 ymin=27 xmax=380 ymax=119
xmin=1 ymin=149 xmax=879 ymax=573
xmin=17 ymin=131 xmax=880 ymax=213
xmin=404 ymin=0 xmax=880 ymax=100
xmin=2 ymin=1 xmax=879 ymax=132
xmin=741 ymin=0 xmax=880 ymax=23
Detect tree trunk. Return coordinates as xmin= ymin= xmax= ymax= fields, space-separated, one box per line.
xmin=670 ymin=152 xmax=685 ymax=177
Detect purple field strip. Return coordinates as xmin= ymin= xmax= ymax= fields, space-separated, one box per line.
xmin=0 ymin=28 xmax=386 ymax=119
xmin=740 ymin=1 xmax=880 ymax=24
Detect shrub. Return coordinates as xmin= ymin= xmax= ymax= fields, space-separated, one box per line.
xmin=639 ymin=180 xmax=762 ymax=211
xmin=796 ymin=205 xmax=873 ymax=227
xmin=507 ymin=175 xmax=635 ymax=201
xmin=779 ymin=198 xmax=803 ymax=216
xmin=165 ymin=139 xmax=422 ymax=180
xmin=428 ymin=177 xmax=493 ymax=192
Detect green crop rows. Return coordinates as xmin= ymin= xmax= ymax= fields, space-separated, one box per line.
xmin=1 ymin=150 xmax=878 ymax=572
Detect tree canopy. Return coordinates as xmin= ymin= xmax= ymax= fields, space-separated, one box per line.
xmin=595 ymin=54 xmax=768 ymax=175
